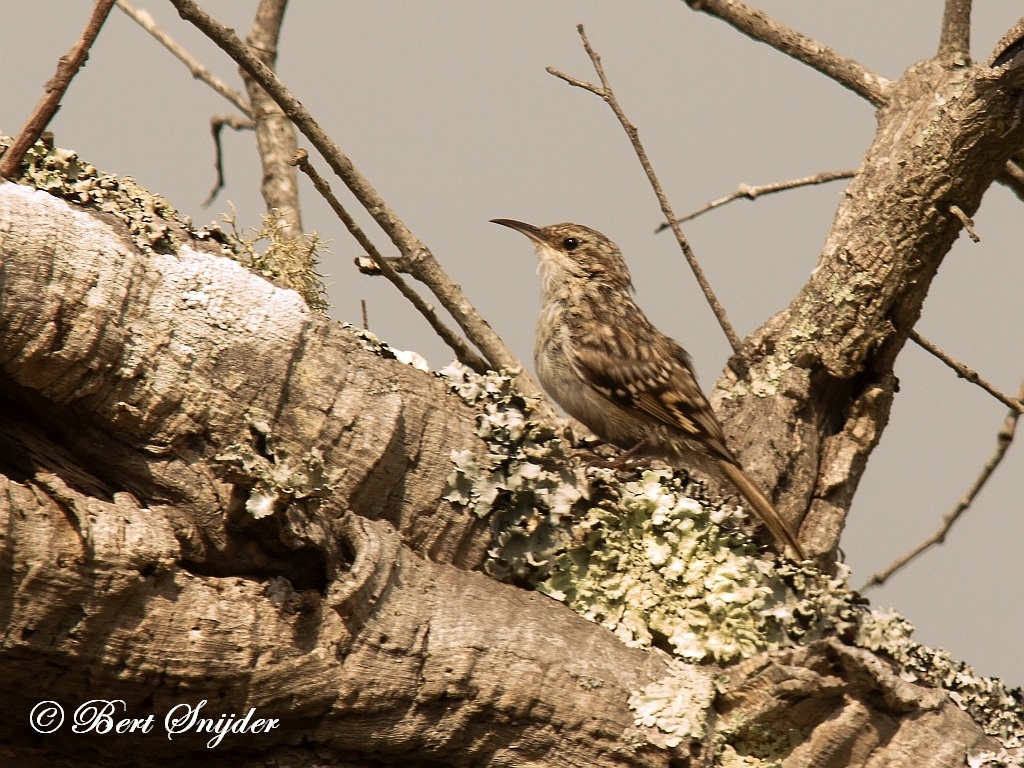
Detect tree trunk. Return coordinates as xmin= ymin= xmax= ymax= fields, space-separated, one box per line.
xmin=0 ymin=171 xmax=1010 ymax=765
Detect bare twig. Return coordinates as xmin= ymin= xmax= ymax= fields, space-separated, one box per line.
xmin=204 ymin=114 xmax=255 ymax=206
xmin=168 ymin=0 xmax=554 ymax=417
xmin=360 ymin=299 xmax=369 ymax=331
xmin=0 ymin=0 xmax=117 ymax=179
xmin=938 ymin=0 xmax=972 ymax=63
xmin=242 ymin=0 xmax=302 ymax=239
xmin=862 ymin=378 xmax=1024 ymax=590
xmin=998 ymin=155 xmax=1024 ymax=201
xmin=117 ymin=0 xmax=256 ymax=207
xmin=910 ymin=330 xmax=1024 ymax=413
xmin=548 ymin=25 xmax=741 ymax=353
xmin=948 ymin=204 xmax=980 ymax=242
xmin=116 ymin=0 xmax=251 ymax=116
xmin=293 ymin=150 xmax=489 ymax=374
xmin=355 ymin=255 xmax=413 ymax=276
xmin=682 ymin=0 xmax=890 ymax=106
xmin=656 ymin=169 xmax=855 ymax=230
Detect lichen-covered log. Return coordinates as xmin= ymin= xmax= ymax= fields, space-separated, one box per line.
xmin=0 ymin=180 xmax=491 ymax=570
xmin=0 ymin=166 xmax=1018 ymax=766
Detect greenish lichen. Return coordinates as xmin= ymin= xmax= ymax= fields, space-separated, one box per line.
xmin=439 ymin=362 xmax=1023 ymax=760
xmin=221 ymin=205 xmax=329 ymax=313
xmin=1 ymin=134 xmax=329 ymax=312
xmin=214 ymin=419 xmax=342 ymax=519
xmin=539 ymin=469 xmax=861 ymax=664
xmin=440 ymin=362 xmax=587 ymax=581
xmin=857 ymin=608 xmax=1023 ymax=766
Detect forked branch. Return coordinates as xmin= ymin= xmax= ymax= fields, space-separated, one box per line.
xmin=548 ymin=25 xmax=742 ymax=352
xmin=683 ymin=0 xmax=890 ymax=106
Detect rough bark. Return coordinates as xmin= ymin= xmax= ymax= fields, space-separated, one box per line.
xmin=0 ymin=178 xmax=1005 ymax=766
xmin=712 ymin=49 xmax=1024 ymax=558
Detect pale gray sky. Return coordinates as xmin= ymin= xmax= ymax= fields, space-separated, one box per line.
xmin=3 ymin=2 xmax=1022 ymax=686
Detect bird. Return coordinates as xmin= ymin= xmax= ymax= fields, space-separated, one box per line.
xmin=491 ymin=218 xmax=805 ymax=560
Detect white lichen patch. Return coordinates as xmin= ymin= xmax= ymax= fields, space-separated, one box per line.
xmin=439 ymin=362 xmax=590 ymax=581
xmin=3 ymin=134 xmax=328 ymax=311
xmin=629 ymin=659 xmax=715 ymax=747
xmin=538 ymin=469 xmax=865 ymax=664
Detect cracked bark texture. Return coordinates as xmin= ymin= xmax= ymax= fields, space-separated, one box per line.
xmin=0 ymin=169 xmax=1004 ymax=765
xmin=711 ymin=50 xmax=1024 ymax=559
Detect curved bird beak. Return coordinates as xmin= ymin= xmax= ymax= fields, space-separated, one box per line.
xmin=490 ymin=218 xmax=545 ymax=244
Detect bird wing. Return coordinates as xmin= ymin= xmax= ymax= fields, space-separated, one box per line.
xmin=568 ymin=327 xmax=734 ymax=464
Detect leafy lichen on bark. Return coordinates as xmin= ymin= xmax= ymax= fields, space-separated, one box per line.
xmin=0 ymin=134 xmax=328 ymax=311
xmin=440 ymin=361 xmax=1023 ymax=761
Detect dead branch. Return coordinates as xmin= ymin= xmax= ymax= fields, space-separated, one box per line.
xmin=293 ymin=149 xmax=489 ymax=373
xmin=116 ymin=0 xmax=252 ymax=116
xmin=910 ymin=330 xmax=1024 ymax=414
xmin=548 ymin=25 xmax=742 ymax=353
xmin=657 ymin=169 xmax=856 ymax=230
xmin=683 ymin=0 xmax=890 ymax=106
xmin=0 ymin=0 xmax=117 ymax=179
xmin=204 ymin=114 xmax=256 ymax=206
xmin=167 ymin=0 xmax=555 ymax=419
xmin=862 ymin=378 xmax=1024 ymax=590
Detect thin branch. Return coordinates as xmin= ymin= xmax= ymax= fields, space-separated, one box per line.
xmin=0 ymin=0 xmax=117 ymax=179
xmin=203 ymin=114 xmax=255 ymax=206
xmin=683 ymin=0 xmax=890 ymax=106
xmin=910 ymin=330 xmax=1024 ymax=413
xmin=656 ymin=169 xmax=855 ymax=231
xmin=861 ymin=378 xmax=1024 ymax=590
xmin=242 ymin=0 xmax=302 ymax=240
xmin=292 ymin=150 xmax=489 ymax=375
xmin=998 ymin=155 xmax=1024 ymax=202
xmin=938 ymin=0 xmax=972 ymax=64
xmin=117 ymin=0 xmax=256 ymax=208
xmin=947 ymin=204 xmax=980 ymax=242
xmin=116 ymin=0 xmax=251 ymax=117
xmin=548 ymin=25 xmax=742 ymax=353
xmin=168 ymin=0 xmax=554 ymax=418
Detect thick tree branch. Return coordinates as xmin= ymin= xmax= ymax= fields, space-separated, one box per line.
xmin=0 ymin=0 xmax=117 ymax=179
xmin=938 ymin=0 xmax=972 ymax=64
xmin=0 ymin=180 xmax=1004 ymax=767
xmin=0 ymin=182 xmax=493 ymax=568
xmin=683 ymin=0 xmax=890 ymax=106
xmin=549 ymin=25 xmax=742 ymax=353
xmin=167 ymin=0 xmax=554 ymax=418
xmin=709 ymin=54 xmax=1024 ymax=558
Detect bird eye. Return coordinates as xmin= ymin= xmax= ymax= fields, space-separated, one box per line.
xmin=563 ymin=237 xmax=580 ymax=251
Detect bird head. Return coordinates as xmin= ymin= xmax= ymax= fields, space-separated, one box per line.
xmin=491 ymin=219 xmax=633 ymax=291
